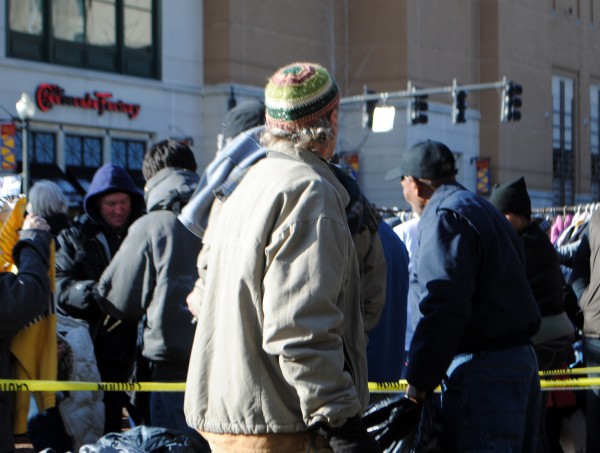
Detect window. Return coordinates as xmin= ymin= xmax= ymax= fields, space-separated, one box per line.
xmin=65 ymin=134 xmax=102 ymax=167
xmin=7 ymin=0 xmax=160 ymax=79
xmin=591 ymin=85 xmax=600 ymax=199
xmin=552 ymin=75 xmax=575 ymax=206
xmin=65 ymin=134 xmax=103 ymax=193
xmin=111 ymin=138 xmax=145 ymax=188
xmin=13 ymin=129 xmax=80 ymax=203
xmin=111 ymin=138 xmax=144 ymax=170
xmin=14 ymin=130 xmax=56 ymax=164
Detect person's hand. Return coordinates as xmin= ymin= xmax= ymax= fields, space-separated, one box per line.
xmin=186 ymin=292 xmax=199 ymax=320
xmin=22 ymin=214 xmax=50 ymax=232
xmin=317 ymin=414 xmax=381 ymax=452
xmin=406 ymin=383 xmax=428 ymax=404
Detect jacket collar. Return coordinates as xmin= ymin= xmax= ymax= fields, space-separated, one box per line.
xmin=266 ymin=142 xmax=350 ymax=208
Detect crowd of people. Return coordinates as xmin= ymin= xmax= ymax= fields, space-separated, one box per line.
xmin=0 ymin=61 xmax=594 ymax=453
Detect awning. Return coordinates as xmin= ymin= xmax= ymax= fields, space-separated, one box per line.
xmin=66 ymin=166 xmax=145 ymax=196
xmin=30 ymin=163 xmax=83 ymax=207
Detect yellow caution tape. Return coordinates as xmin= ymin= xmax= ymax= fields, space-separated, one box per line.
xmin=367 ymin=367 xmax=600 ymax=393
xmin=2 ymin=367 xmax=600 ymax=393
xmin=539 ymin=366 xmax=600 ymax=376
xmin=0 ymin=379 xmax=185 ymax=392
xmin=368 ymin=380 xmax=437 ymax=393
xmin=538 ymin=377 xmax=600 ymax=390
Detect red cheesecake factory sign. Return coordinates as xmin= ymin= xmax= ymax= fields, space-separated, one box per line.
xmin=35 ymin=83 xmax=141 ymax=119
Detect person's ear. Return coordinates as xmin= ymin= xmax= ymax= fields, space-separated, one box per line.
xmin=414 ymin=178 xmax=433 ymax=198
xmin=328 ymin=107 xmax=338 ymax=122
xmin=329 ymin=108 xmax=338 ymax=134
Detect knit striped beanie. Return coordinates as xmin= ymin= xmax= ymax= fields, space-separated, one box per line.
xmin=265 ymin=62 xmax=340 ymax=132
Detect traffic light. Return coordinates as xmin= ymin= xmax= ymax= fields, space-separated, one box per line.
xmin=408 ymin=95 xmax=428 ymax=125
xmin=452 ymin=90 xmax=467 ymax=124
xmin=362 ymin=85 xmax=378 ymax=129
xmin=500 ymin=81 xmax=523 ymax=122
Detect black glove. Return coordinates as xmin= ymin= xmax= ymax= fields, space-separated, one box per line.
xmin=317 ymin=414 xmax=382 ymax=453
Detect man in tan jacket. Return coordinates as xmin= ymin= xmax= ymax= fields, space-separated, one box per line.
xmin=184 ymin=62 xmax=380 ymax=453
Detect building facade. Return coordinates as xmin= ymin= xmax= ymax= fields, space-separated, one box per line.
xmin=203 ymin=0 xmax=600 ymax=210
xmin=1 ymin=0 xmax=599 ymax=212
xmin=0 ymin=0 xmax=210 ymax=208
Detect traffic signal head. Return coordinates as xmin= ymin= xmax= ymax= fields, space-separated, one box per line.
xmin=362 ymin=86 xmax=378 ymax=129
xmin=409 ymin=95 xmax=428 ymax=125
xmin=501 ymin=81 xmax=523 ymax=122
xmin=452 ymin=90 xmax=467 ymax=124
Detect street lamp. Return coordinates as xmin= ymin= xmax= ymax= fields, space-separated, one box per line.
xmin=15 ymin=92 xmax=36 ymax=197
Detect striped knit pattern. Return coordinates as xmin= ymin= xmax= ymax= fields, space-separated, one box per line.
xmin=265 ymin=62 xmax=339 ymax=132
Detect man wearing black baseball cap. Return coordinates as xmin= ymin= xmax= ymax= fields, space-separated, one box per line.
xmin=386 ymin=140 xmax=542 ymax=451
xmin=385 ymin=140 xmax=458 ymax=216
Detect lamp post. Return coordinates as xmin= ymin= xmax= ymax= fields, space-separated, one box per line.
xmin=15 ymin=92 xmax=36 ymax=197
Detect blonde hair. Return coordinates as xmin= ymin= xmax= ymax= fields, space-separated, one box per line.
xmin=27 ymin=180 xmax=68 ymax=217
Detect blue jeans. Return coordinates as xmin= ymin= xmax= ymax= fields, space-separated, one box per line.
xmin=583 ymin=336 xmax=600 ymax=452
xmin=441 ymin=345 xmax=541 ymax=452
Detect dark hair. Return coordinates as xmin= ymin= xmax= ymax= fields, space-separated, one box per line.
xmin=142 ymin=139 xmax=197 ymax=180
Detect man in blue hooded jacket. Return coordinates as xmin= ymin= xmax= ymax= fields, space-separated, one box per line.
xmin=56 ymin=163 xmax=145 ymax=434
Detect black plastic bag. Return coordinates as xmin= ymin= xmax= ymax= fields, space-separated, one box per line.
xmin=79 ymin=425 xmax=204 ymax=453
xmin=362 ymin=394 xmax=444 ymax=453
xmin=362 ymin=394 xmax=421 ymax=451
xmin=396 ymin=396 xmax=444 ymax=453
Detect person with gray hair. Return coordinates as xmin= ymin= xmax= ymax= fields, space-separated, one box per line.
xmin=27 ymin=180 xmax=70 ymax=236
xmin=185 ymin=62 xmax=379 ymax=452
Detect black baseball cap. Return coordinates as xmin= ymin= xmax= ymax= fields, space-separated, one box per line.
xmin=221 ymin=100 xmax=266 ymax=141
xmin=385 ymin=140 xmax=458 ymax=181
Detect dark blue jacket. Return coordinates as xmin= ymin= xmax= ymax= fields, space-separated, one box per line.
xmin=366 ymin=220 xmax=409 ymax=382
xmin=407 ymin=182 xmax=541 ymax=392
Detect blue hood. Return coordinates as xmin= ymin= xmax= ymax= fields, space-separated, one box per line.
xmin=83 ymin=163 xmax=145 ymax=226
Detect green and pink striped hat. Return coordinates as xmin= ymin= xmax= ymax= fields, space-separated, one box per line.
xmin=264 ymin=62 xmax=340 ymax=132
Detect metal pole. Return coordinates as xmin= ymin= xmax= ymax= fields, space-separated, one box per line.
xmin=340 ymin=79 xmax=507 ymax=105
xmin=16 ymin=92 xmax=35 ymax=197
xmin=22 ymin=120 xmax=28 ymax=197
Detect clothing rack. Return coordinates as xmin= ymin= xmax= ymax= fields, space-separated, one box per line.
xmin=532 ymin=202 xmax=600 ymax=216
xmin=376 ymin=206 xmax=416 ymax=224
xmin=376 ymin=206 xmax=406 ymax=215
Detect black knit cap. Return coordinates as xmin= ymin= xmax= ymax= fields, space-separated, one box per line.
xmin=221 ymin=100 xmax=266 ymax=141
xmin=489 ymin=176 xmax=532 ymax=216
xmin=385 ymin=140 xmax=458 ymax=181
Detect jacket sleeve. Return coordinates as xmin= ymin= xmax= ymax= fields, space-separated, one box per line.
xmin=407 ymin=211 xmax=479 ymax=392
xmin=352 ymin=227 xmax=387 ymax=332
xmin=55 ymin=226 xmax=101 ymax=320
xmin=95 ymin=220 xmax=151 ymax=322
xmin=187 ymin=201 xmax=223 ymax=317
xmin=0 ymin=230 xmax=52 ymax=338
xmin=570 ymin=226 xmax=590 ymax=301
xmin=556 ymin=239 xmax=581 ymax=267
xmin=262 ymin=216 xmax=362 ymax=428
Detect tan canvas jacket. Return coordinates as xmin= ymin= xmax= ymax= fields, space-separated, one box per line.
xmin=185 ymin=141 xmax=368 ymax=435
